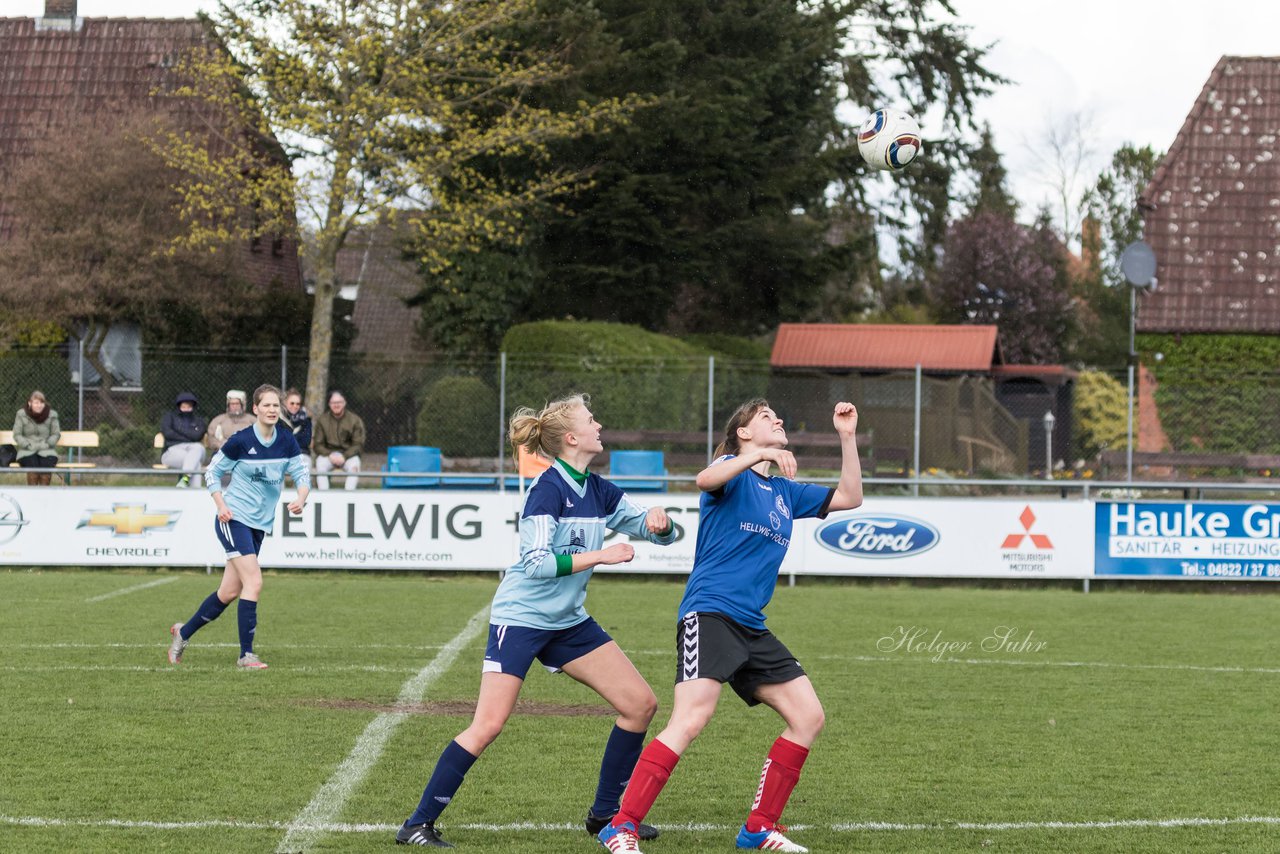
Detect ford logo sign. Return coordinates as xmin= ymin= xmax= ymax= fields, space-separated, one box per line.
xmin=815 ymin=515 xmax=939 ymax=559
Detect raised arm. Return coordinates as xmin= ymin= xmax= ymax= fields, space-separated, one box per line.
xmin=694 ymin=447 xmax=796 ymax=492
xmin=829 ymin=401 xmax=863 ymax=512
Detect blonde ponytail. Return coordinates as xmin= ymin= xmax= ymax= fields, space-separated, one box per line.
xmin=509 ymin=393 xmax=589 ymax=462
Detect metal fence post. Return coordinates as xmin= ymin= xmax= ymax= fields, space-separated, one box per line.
xmin=281 ymin=344 xmax=287 ymax=390
xmin=498 ymin=351 xmax=507 ymax=491
xmin=913 ymin=363 xmax=922 ymax=497
xmin=706 ymin=356 xmax=715 ymax=465
xmin=77 ymin=338 xmax=84 ymax=431
xmin=1126 ymin=363 xmax=1135 ymax=483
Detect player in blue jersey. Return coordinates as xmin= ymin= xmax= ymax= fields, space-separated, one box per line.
xmin=600 ymin=399 xmax=863 ymax=854
xmin=166 ymin=384 xmax=310 ymax=670
xmin=395 ymin=393 xmax=677 ymax=848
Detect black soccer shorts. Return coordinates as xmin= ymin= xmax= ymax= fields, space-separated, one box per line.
xmin=675 ymin=611 xmax=806 ymax=706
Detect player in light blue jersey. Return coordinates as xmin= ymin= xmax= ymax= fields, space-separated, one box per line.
xmin=601 ymin=400 xmax=863 ymax=854
xmin=166 ymin=384 xmax=310 ymax=670
xmin=395 ymin=393 xmax=676 ymax=848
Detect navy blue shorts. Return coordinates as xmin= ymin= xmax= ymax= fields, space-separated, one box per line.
xmin=214 ymin=518 xmax=266 ymax=560
xmin=482 ymin=617 xmax=613 ymax=679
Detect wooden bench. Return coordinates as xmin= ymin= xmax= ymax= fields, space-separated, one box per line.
xmin=1099 ymin=450 xmax=1280 ymax=480
xmin=0 ymin=429 xmax=99 ymax=469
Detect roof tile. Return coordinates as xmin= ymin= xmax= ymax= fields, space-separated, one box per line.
xmin=1140 ymin=56 xmax=1280 ymax=332
xmin=770 ymin=323 xmax=1002 ymax=371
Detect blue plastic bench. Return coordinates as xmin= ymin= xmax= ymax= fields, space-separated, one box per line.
xmin=383 ymin=446 xmax=442 ymax=488
xmin=608 ymin=450 xmax=667 ymax=491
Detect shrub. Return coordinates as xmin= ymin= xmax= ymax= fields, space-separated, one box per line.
xmin=417 ymin=375 xmax=499 ymax=457
xmin=96 ymin=423 xmax=158 ymax=464
xmin=1073 ymin=369 xmax=1128 ymax=460
xmin=1140 ymin=333 xmax=1280 ymax=453
xmin=502 ymin=321 xmax=769 ymax=432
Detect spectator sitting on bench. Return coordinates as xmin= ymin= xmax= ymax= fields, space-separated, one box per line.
xmin=206 ymin=389 xmax=255 ymax=454
xmin=313 ymin=390 xmax=365 ymax=490
xmin=161 ymin=391 xmax=207 ymax=487
xmin=13 ymin=390 xmax=60 ymax=485
xmin=281 ymin=387 xmax=312 ymax=454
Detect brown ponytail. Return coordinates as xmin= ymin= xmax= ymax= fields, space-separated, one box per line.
xmin=714 ymin=398 xmax=770 ymax=457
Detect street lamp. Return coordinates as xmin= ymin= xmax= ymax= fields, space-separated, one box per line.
xmin=1120 ymin=241 xmax=1158 ymax=483
xmin=1042 ymin=410 xmax=1056 ymax=480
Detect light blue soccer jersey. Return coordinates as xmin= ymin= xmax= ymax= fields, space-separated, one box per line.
xmin=489 ymin=460 xmax=677 ymax=630
xmin=679 ymin=455 xmax=833 ymax=630
xmin=206 ymin=424 xmax=310 ymax=533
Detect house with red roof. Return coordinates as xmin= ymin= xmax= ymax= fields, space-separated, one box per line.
xmin=0 ymin=1 xmax=302 ymax=310
xmin=768 ymin=323 xmax=1075 ymax=475
xmin=1139 ymin=56 xmax=1280 ymax=335
xmin=1134 ymin=55 xmax=1280 ymax=460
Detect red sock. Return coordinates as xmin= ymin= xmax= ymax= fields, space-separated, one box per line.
xmin=746 ymin=737 xmax=810 ymax=833
xmin=613 ymin=738 xmax=680 ymax=828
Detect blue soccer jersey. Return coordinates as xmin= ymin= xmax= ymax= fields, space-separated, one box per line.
xmin=205 ymin=424 xmax=310 ymax=533
xmin=679 ymin=456 xmax=833 ymax=630
xmin=490 ymin=460 xmax=677 ymax=630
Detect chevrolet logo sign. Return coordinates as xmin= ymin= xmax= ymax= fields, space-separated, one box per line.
xmin=78 ymin=504 xmax=181 ymax=537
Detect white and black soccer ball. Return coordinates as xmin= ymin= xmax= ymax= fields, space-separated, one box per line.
xmin=857 ymin=109 xmax=923 ymax=172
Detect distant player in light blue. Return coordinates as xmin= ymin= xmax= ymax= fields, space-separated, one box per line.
xmin=166 ymin=384 xmax=310 ymax=670
xmin=395 ymin=393 xmax=676 ymax=848
xmin=601 ymin=400 xmax=863 ymax=854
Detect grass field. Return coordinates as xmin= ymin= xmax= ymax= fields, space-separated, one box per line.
xmin=4 ymin=569 xmax=1280 ymax=853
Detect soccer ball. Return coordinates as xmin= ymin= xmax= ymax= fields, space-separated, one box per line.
xmin=857 ymin=109 xmax=923 ymax=172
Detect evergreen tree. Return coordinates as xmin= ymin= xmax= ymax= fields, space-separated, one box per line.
xmin=966 ymin=123 xmax=1018 ymax=219
xmin=414 ymin=0 xmax=1001 ymax=348
xmin=1073 ymin=143 xmax=1163 ymax=367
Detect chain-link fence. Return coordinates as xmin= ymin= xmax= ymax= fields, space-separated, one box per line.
xmin=1 ymin=343 xmax=1275 ymax=483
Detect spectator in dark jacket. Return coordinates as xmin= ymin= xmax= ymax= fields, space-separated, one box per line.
xmin=281 ymin=387 xmax=312 ymax=454
xmin=161 ymin=391 xmax=208 ymax=487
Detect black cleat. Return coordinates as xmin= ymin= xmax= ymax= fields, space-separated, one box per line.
xmin=586 ymin=811 xmax=660 ymax=841
xmin=396 ymin=822 xmax=454 ymax=847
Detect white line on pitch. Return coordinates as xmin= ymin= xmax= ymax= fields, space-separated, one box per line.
xmin=84 ymin=576 xmax=179 ymax=603
xmin=11 ymin=641 xmax=451 ymax=651
xmin=275 ymin=603 xmax=490 ymax=853
xmin=7 ymin=813 xmax=1280 ymax=835
xmin=0 ymin=664 xmax=419 ymax=674
xmin=14 ymin=643 xmax=1280 ymax=680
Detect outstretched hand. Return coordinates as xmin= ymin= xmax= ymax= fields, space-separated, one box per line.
xmin=832 ymin=401 xmax=858 ymax=438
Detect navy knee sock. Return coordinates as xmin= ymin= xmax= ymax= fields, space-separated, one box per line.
xmin=180 ymin=591 xmax=229 ymax=640
xmin=591 ymin=724 xmax=647 ymax=817
xmin=237 ymin=599 xmax=258 ymax=656
xmin=407 ymin=740 xmax=479 ymax=826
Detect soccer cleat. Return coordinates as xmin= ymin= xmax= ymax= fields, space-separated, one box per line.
xmin=167 ymin=623 xmax=188 ymax=664
xmin=176 ymin=475 xmax=190 ymax=487
xmin=586 ymin=810 xmax=659 ymax=841
xmin=237 ymin=652 xmax=268 ymax=669
xmin=395 ymin=821 xmax=453 ymax=847
xmin=736 ymin=825 xmax=808 ymax=852
xmin=597 ymin=820 xmax=644 ymax=853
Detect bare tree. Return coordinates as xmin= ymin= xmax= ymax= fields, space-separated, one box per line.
xmin=1026 ymin=110 xmax=1098 ymax=246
